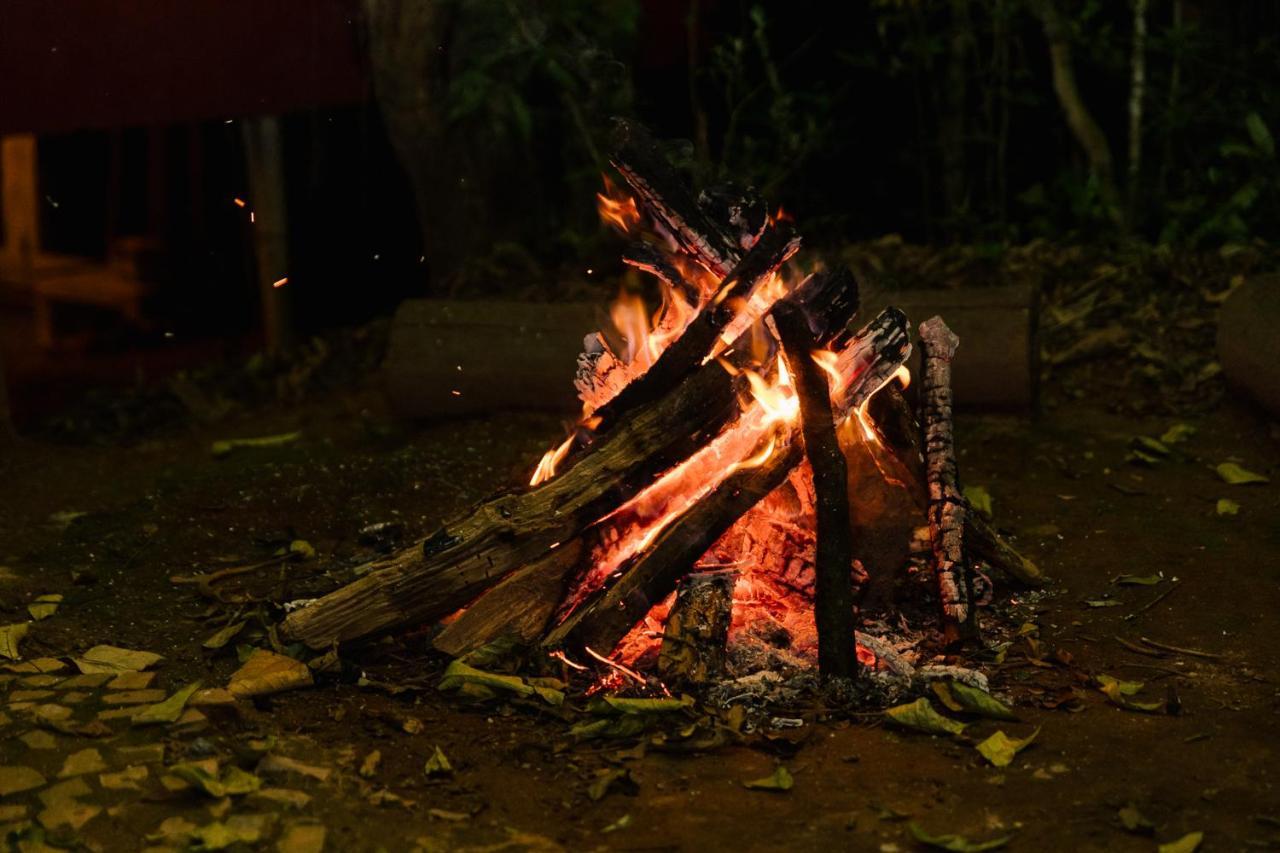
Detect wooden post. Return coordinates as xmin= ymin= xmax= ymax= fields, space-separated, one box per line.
xmin=241 ymin=116 xmax=292 ymax=352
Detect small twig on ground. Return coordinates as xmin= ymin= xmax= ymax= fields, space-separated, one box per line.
xmin=1114 ymin=635 xmax=1171 ymax=658
xmin=1137 ymin=636 xmax=1221 ymax=660
xmin=1124 ymin=581 xmax=1181 ymax=621
xmin=171 ymin=553 xmax=297 ymax=602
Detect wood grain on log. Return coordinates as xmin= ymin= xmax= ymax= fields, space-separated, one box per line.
xmin=775 ymin=301 xmax=859 ymax=680
xmin=918 ymin=316 xmax=975 ymax=640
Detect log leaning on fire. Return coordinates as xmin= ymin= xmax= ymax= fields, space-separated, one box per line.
xmin=774 ymin=301 xmax=859 ymax=680
xmin=918 ymin=316 xmax=977 ymax=640
xmin=433 ymin=269 xmax=863 ymax=657
xmin=281 ymin=269 xmax=858 ymax=652
xmin=542 ymin=308 xmax=912 ymax=659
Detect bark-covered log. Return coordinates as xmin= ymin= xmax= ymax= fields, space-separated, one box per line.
xmin=610 ymin=119 xmax=742 ymax=278
xmin=774 ymin=302 xmax=859 ymax=680
xmin=544 ymin=308 xmax=912 ymax=658
xmin=432 ymin=270 xmax=861 ymax=658
xmin=280 ymin=361 xmax=745 ymax=650
xmin=918 ymin=316 xmax=975 ymax=641
xmin=657 ymin=570 xmax=738 ymax=684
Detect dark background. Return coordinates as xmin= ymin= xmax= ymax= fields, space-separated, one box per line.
xmin=1 ymin=0 xmax=1277 ymax=382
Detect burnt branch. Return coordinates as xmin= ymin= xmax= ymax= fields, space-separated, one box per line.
xmin=775 ymin=301 xmax=859 ymax=681
xmin=918 ymin=316 xmax=976 ymax=641
xmin=610 ymin=119 xmax=741 ymax=278
xmin=657 ymin=570 xmax=738 ymax=685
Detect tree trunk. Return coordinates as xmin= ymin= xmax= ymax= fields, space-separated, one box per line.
xmin=241 ymin=116 xmax=292 ymax=353
xmin=1126 ymin=0 xmax=1149 ymax=226
xmin=1033 ymin=0 xmax=1121 ymax=224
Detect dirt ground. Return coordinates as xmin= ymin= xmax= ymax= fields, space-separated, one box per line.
xmin=2 ymin=360 xmax=1279 ymax=851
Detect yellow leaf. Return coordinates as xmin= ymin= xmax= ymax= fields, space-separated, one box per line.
xmin=884 ymin=698 xmax=967 ymax=736
xmin=743 ymin=765 xmax=793 ymax=791
xmin=133 ymin=681 xmax=202 ymax=725
xmin=28 ymin=594 xmax=63 ymax=621
xmin=975 ymin=727 xmax=1040 ymax=768
xmin=227 ymin=650 xmax=313 ymax=698
xmin=0 ymin=623 xmax=30 ymax=660
xmin=1216 ymin=462 xmax=1269 ymax=485
xmin=1158 ymin=831 xmax=1204 ymax=853
xmin=73 ymin=645 xmax=162 ymax=673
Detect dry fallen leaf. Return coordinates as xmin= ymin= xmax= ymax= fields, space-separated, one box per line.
xmin=73 ymin=645 xmax=163 ymax=674
xmin=228 ymin=649 xmax=313 ymax=698
xmin=133 ymin=681 xmax=202 ymax=725
xmin=27 ymin=594 xmax=63 ymax=621
xmin=0 ymin=623 xmax=30 ymax=660
xmin=0 ymin=765 xmax=47 ymax=797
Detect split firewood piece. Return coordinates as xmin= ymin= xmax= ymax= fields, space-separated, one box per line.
xmin=918 ymin=316 xmax=976 ymax=641
xmin=433 ymin=270 xmax=861 ymax=658
xmin=774 ymin=301 xmax=859 ymax=680
xmin=866 ymin=383 xmax=1043 ymax=589
xmin=280 ymin=361 xmax=744 ymax=650
xmin=621 ymin=242 xmax=702 ymax=306
xmin=545 ymin=308 xmax=912 ymax=658
xmin=432 ymin=541 xmax=585 ymax=658
xmin=586 ymin=220 xmax=800 ymax=438
xmin=610 ymin=119 xmax=742 ymax=278
xmin=657 ymin=570 xmax=738 ymax=685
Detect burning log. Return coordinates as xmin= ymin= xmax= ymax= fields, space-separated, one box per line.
xmin=610 ymin=119 xmax=742 ymax=278
xmin=657 ymin=570 xmax=738 ymax=684
xmin=918 ymin=316 xmax=976 ymax=641
xmin=585 ymin=220 xmax=800 ymax=439
xmin=542 ymin=308 xmax=911 ymax=659
xmin=773 ymin=302 xmax=858 ymax=680
xmin=434 ymin=270 xmax=863 ymax=657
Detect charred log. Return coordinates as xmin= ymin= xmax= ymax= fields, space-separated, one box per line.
xmin=610 ymin=119 xmax=741 ymax=278
xmin=918 ymin=316 xmax=976 ymax=641
xmin=774 ymin=301 xmax=859 ymax=680
xmin=697 ymin=183 xmax=767 ymax=251
xmin=657 ymin=570 xmax=738 ymax=684
xmin=965 ymin=512 xmax=1044 ymax=587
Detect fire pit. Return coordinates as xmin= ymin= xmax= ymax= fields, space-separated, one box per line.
xmin=280 ymin=121 xmax=1041 ymax=698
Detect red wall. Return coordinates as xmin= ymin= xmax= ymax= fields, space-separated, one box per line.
xmin=0 ymin=0 xmax=367 ymax=133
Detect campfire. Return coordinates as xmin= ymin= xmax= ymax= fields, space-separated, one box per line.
xmin=280 ymin=121 xmax=1040 ymax=694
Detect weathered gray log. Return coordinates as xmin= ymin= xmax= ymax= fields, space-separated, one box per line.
xmin=657 ymin=570 xmax=738 ymax=684
xmin=432 ymin=270 xmax=861 ymax=658
xmin=774 ymin=301 xmax=859 ymax=680
xmin=384 ymin=299 xmax=602 ymax=419
xmin=1218 ymin=273 xmax=1280 ymax=417
xmin=384 ymin=285 xmax=1034 ymax=420
xmin=860 ymin=285 xmax=1038 ymax=410
xmin=918 ymin=316 xmax=975 ymax=641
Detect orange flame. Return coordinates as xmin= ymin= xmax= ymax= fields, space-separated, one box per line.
xmin=530 ymin=433 xmax=574 ymax=486
xmin=597 ymin=175 xmax=641 ymax=234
